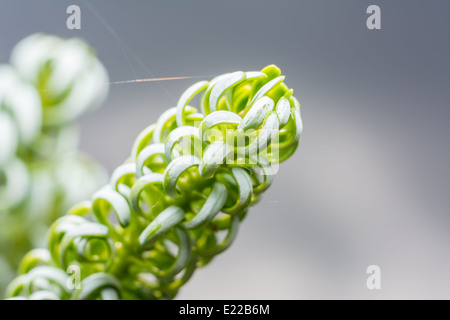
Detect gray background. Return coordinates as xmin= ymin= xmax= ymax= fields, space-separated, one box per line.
xmin=1 ymin=0 xmax=449 ymax=299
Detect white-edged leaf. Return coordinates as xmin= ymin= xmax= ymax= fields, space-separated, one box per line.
xmin=136 ymin=143 xmax=166 ymax=177
xmin=275 ymin=96 xmax=290 ymax=128
xmin=164 ymin=125 xmax=200 ymax=160
xmin=222 ymin=167 xmax=253 ymax=215
xmin=152 ymin=107 xmax=177 ymax=144
xmin=199 ymin=110 xmax=242 ymax=141
xmin=110 ymin=163 xmax=136 ymax=191
xmin=198 ymin=141 xmax=230 ymax=178
xmin=238 ymin=96 xmax=274 ymax=132
xmin=139 ymin=205 xmax=185 ymax=247
xmin=184 ymin=182 xmax=228 ymax=229
xmin=176 ymin=80 xmax=209 ymax=127
xmin=92 ymin=185 xmax=131 ymax=228
xmin=209 ymin=71 xmax=245 ymax=113
xmin=248 ymin=75 xmax=285 ymax=106
xmin=163 ymin=155 xmax=200 ymax=198
xmin=129 ymin=173 xmax=164 ymax=215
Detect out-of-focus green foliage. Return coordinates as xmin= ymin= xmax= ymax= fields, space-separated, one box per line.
xmin=7 ymin=65 xmax=303 ymax=300
xmin=0 ymin=34 xmax=108 ymax=293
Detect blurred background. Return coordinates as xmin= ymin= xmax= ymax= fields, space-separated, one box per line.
xmin=0 ymin=0 xmax=449 ymax=299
